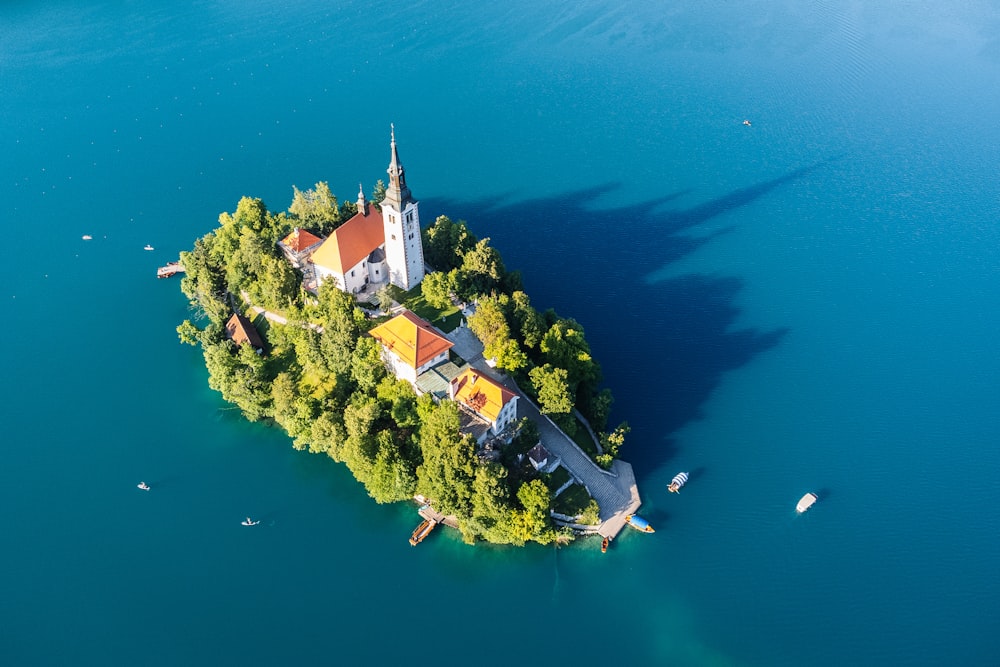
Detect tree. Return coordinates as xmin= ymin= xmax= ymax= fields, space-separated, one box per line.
xmin=351 ymin=335 xmax=386 ymax=394
xmin=423 ymin=216 xmax=477 ymax=272
xmin=371 ymin=179 xmax=386 ymax=205
xmin=460 ymin=238 xmax=507 ymax=297
xmin=416 ymin=401 xmax=475 ymax=517
xmin=513 ymin=479 xmax=554 ymax=544
xmin=420 ymin=269 xmax=457 ymax=310
xmin=365 ymin=429 xmax=417 ymax=503
xmin=466 ymin=293 xmax=526 ymax=372
xmin=528 ymin=364 xmax=573 ymax=416
xmin=511 ymin=291 xmax=546 ymax=351
xmin=540 ymin=318 xmax=600 ymax=392
xmin=289 ymin=182 xmax=341 ymax=235
xmin=176 ymin=320 xmax=201 ymax=346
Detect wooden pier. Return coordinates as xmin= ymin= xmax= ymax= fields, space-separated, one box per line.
xmin=157 ymin=261 xmax=185 ymax=278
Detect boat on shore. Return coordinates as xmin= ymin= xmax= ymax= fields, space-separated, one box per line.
xmin=409 ymin=518 xmax=437 ymax=546
xmin=241 ymin=517 xmax=260 ymax=526
xmin=668 ymin=471 xmax=689 ymax=493
xmin=625 ymin=514 xmax=655 ymax=533
xmin=796 ymin=492 xmax=818 ymax=513
xmin=137 ymin=481 xmax=150 ymax=491
xmin=601 ymin=536 xmax=609 ymax=553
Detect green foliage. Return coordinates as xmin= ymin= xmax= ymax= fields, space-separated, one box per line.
xmin=466 ymin=293 xmax=527 ymax=373
xmin=599 ymin=421 xmax=630 ymax=460
xmin=176 ymin=320 xmax=201 ymax=346
xmin=289 ymin=182 xmax=341 ymax=235
xmin=365 ymin=429 xmax=417 ymax=503
xmin=371 ymin=179 xmax=386 ymax=205
xmin=416 ymin=401 xmax=475 ymax=517
xmin=423 ymin=215 xmax=477 ymax=272
xmin=528 ymin=364 xmax=573 ymax=416
xmin=540 ymin=318 xmax=600 ymax=392
xmin=459 ymin=238 xmax=507 ymax=297
xmin=420 ymin=269 xmax=457 ymax=310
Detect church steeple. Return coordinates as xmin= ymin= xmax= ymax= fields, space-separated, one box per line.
xmin=357 ymin=183 xmax=366 ymax=214
xmin=383 ymin=123 xmax=412 ymax=209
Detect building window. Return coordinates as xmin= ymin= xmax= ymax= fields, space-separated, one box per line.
xmin=391 ymin=234 xmax=396 ymax=240
xmin=351 ymin=270 xmax=355 ymax=277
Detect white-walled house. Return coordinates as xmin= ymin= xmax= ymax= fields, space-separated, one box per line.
xmin=448 ymin=368 xmax=519 ymax=442
xmin=368 ymin=310 xmax=453 ymax=385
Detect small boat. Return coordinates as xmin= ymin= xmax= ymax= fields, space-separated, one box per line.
xmin=668 ymin=471 xmax=689 ymax=493
xmin=601 ymin=536 xmax=609 ymax=553
xmin=82 ymin=235 xmax=92 ymax=241
xmin=796 ymin=492 xmax=818 ymax=513
xmin=409 ymin=518 xmax=437 ymax=546
xmin=137 ymin=481 xmax=150 ymax=491
xmin=625 ymin=514 xmax=655 ymax=533
xmin=241 ymin=517 xmax=260 ymax=526
xmin=144 ymin=244 xmax=155 ymax=251
xmin=743 ymin=119 xmax=752 ymax=126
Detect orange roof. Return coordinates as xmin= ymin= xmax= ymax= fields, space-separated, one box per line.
xmin=451 ymin=368 xmax=516 ymax=423
xmin=369 ymin=310 xmax=453 ymax=370
xmin=279 ymin=227 xmax=324 ymax=252
xmin=310 ymin=204 xmax=384 ymax=276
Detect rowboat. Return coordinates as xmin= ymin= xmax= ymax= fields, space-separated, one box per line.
xmin=668 ymin=471 xmax=689 ymax=493
xmin=601 ymin=536 xmax=609 ymax=553
xmin=625 ymin=514 xmax=655 ymax=533
xmin=409 ymin=518 xmax=437 ymax=546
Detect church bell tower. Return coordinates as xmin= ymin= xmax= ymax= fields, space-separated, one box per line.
xmin=381 ymin=125 xmax=424 ymax=290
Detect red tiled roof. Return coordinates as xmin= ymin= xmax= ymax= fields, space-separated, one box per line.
xmin=310 ymin=204 xmax=384 ymax=276
xmin=369 ymin=310 xmax=453 ymax=370
xmin=225 ymin=313 xmax=265 ymax=350
xmin=451 ymin=368 xmax=516 ymax=423
xmin=279 ymin=227 xmax=324 ymax=252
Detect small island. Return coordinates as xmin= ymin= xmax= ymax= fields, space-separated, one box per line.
xmin=175 ymin=128 xmax=641 ymax=546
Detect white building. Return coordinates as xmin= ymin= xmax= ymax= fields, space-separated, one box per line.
xmin=368 ymin=310 xmax=454 ymax=385
xmin=309 ymin=126 xmax=425 ymax=294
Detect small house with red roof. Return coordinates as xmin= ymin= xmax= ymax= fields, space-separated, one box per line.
xmin=448 ymin=368 xmax=519 ymax=442
xmin=277 ymin=227 xmax=325 ymax=268
xmin=368 ymin=310 xmax=453 ymax=384
xmin=225 ymin=313 xmax=265 ymax=354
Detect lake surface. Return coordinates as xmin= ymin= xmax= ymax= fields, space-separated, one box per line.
xmin=3 ymin=2 xmax=999 ymax=665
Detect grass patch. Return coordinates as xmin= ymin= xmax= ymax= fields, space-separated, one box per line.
xmin=402 ymin=287 xmax=462 ymax=332
xmin=552 ymin=483 xmax=592 ymax=517
xmin=542 ymin=466 xmax=571 ymax=493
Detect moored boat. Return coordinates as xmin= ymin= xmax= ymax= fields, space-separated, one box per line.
xmin=668 ymin=471 xmax=689 ymax=493
xmin=796 ymin=492 xmax=818 ymax=513
xmin=625 ymin=514 xmax=655 ymax=533
xmin=601 ymin=536 xmax=609 ymax=553
xmin=409 ymin=518 xmax=437 ymax=546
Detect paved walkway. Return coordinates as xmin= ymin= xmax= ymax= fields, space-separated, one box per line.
xmin=443 ymin=324 xmax=641 ymax=538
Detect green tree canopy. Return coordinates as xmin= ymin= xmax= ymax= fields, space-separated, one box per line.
xmin=289 ymin=182 xmax=341 ymax=235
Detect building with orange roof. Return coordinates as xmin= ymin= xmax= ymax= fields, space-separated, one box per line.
xmin=448 ymin=368 xmax=519 ymax=442
xmin=277 ymin=227 xmax=325 ymax=268
xmin=309 ymin=127 xmax=425 ymax=294
xmin=369 ymin=310 xmax=453 ymax=384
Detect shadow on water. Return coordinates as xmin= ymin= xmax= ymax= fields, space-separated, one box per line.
xmin=427 ymin=162 xmax=827 ymax=478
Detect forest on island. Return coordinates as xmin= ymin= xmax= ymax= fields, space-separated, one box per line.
xmin=176 ymin=183 xmax=626 ymax=545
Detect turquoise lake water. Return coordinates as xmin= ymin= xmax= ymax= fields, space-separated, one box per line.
xmin=3 ymin=2 xmax=999 ymax=665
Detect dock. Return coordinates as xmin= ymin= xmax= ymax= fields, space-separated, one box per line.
xmin=157 ymin=261 xmax=185 ymax=278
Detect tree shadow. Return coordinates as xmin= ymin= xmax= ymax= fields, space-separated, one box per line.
xmin=424 ymin=162 xmax=825 ymax=478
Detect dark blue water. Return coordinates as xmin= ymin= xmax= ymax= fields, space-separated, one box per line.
xmin=4 ymin=2 xmax=999 ymax=665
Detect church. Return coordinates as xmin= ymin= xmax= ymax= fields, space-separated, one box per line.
xmin=308 ymin=126 xmax=425 ymax=294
